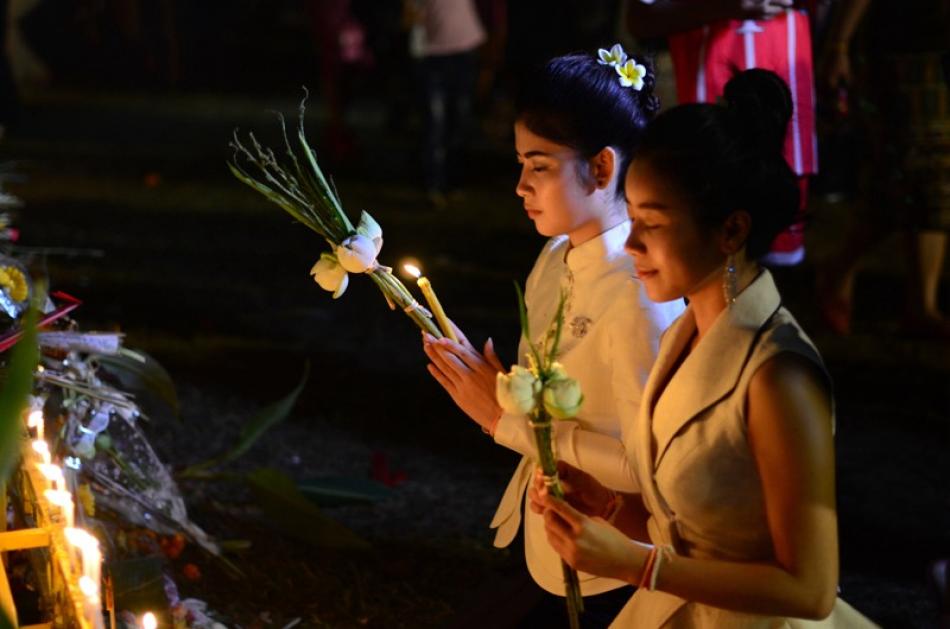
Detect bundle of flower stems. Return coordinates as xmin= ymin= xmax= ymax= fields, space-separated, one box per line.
xmin=227 ymin=92 xmax=443 ymax=338
xmin=496 ymin=288 xmax=584 ymax=629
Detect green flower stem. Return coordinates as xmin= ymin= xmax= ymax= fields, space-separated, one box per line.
xmin=369 ymin=269 xmax=443 ymax=337
xmin=531 ymin=408 xmax=584 ymax=629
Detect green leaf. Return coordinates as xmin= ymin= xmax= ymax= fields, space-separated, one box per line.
xmin=548 ymin=289 xmax=568 ymax=370
xmin=178 ymin=362 xmax=309 ymax=477
xmin=246 ymin=467 xmax=369 ymax=550
xmin=0 ymin=298 xmax=38 ymax=482
xmin=96 ymin=348 xmax=180 ymax=418
xmin=514 ymin=282 xmax=542 ymax=370
xmin=298 ymin=477 xmax=392 ymax=507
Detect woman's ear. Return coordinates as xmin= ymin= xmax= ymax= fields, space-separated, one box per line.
xmin=720 ymin=210 xmax=752 ymax=254
xmin=588 ymin=147 xmax=618 ymax=191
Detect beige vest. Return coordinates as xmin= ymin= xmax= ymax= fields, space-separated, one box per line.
xmin=613 ymin=270 xmax=876 ymax=628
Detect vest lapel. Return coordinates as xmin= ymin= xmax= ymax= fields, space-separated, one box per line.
xmin=651 ymin=271 xmax=783 ymax=470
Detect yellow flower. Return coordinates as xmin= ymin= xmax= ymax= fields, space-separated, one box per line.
xmin=615 ymin=59 xmax=647 ymax=91
xmin=77 ymin=483 xmax=96 ymax=517
xmin=0 ymin=266 xmax=27 ymax=301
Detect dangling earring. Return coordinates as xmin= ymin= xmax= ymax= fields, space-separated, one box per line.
xmin=723 ymin=254 xmax=738 ymax=307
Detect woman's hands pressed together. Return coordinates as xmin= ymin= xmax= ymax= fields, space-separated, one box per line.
xmin=422 ymin=320 xmax=506 ymax=432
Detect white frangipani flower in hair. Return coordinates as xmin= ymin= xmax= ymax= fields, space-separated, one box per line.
xmin=597 ymin=43 xmax=627 ymax=67
xmin=615 ymin=59 xmax=647 ymax=90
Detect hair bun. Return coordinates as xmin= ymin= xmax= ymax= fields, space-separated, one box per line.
xmin=723 ymin=69 xmax=792 ymax=156
xmin=636 ymin=56 xmax=661 ymax=117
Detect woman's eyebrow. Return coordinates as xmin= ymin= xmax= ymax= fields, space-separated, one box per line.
xmin=516 ymin=150 xmax=551 ymax=159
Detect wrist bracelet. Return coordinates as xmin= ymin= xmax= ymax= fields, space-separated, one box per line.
xmin=482 ymin=409 xmax=503 ymax=436
xmin=645 ymin=545 xmax=674 ymax=591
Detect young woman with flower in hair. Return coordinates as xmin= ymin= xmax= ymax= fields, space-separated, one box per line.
xmin=529 ymin=68 xmax=876 ymax=627
xmin=422 ymin=46 xmax=684 ymax=625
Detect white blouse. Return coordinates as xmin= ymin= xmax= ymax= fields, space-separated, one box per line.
xmin=489 ymin=220 xmax=684 ymax=596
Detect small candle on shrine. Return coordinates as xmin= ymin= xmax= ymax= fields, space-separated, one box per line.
xmin=37 ymin=463 xmax=65 ymax=490
xmin=32 ymin=440 xmax=51 ymax=465
xmin=27 ymin=409 xmax=44 ymax=441
xmin=44 ymin=488 xmax=75 ymax=529
xmin=141 ymin=612 xmax=157 ymax=629
xmin=79 ymin=575 xmax=105 ymax=629
xmin=403 ymin=263 xmax=458 ymax=341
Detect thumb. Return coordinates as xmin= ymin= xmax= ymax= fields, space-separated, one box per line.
xmin=484 ymin=337 xmax=505 ymax=372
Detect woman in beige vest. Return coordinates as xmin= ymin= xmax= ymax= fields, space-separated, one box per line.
xmin=530 ymin=69 xmax=876 ymax=627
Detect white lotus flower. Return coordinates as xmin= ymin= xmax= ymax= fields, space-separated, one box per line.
xmin=310 ymin=253 xmax=349 ymax=298
xmin=356 ymin=211 xmax=384 ymax=253
xmin=335 ymin=234 xmax=379 ymax=273
xmin=496 ymin=365 xmax=541 ymax=415
xmin=542 ymin=376 xmax=584 ymax=420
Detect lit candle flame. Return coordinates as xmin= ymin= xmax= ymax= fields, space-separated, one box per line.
xmin=28 ymin=409 xmax=44 ymax=442
xmin=79 ymin=575 xmax=98 ymax=599
xmin=403 ymin=263 xmax=421 ymax=279
xmin=27 ymin=409 xmax=43 ymax=428
xmin=142 ymin=612 xmax=158 ymax=629
xmin=37 ymin=463 xmax=65 ymax=488
xmin=32 ymin=440 xmax=51 ymax=463
xmin=44 ymin=488 xmax=75 ymax=528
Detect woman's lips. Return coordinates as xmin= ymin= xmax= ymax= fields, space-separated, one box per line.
xmin=636 ymin=267 xmax=658 ymax=280
xmin=525 ymin=208 xmax=541 ymax=219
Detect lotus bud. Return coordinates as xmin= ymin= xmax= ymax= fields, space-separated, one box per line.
xmin=542 ymin=377 xmax=583 ymax=420
xmin=496 ymin=365 xmax=541 ymax=415
xmin=335 ymin=234 xmax=379 ymax=273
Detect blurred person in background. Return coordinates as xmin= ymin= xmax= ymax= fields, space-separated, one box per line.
xmin=816 ymin=0 xmax=950 ymax=338
xmin=404 ymin=0 xmax=485 ymax=209
xmin=626 ymin=0 xmax=818 ymax=268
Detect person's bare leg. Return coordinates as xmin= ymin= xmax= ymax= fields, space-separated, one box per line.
xmin=905 ymin=230 xmax=950 ymax=337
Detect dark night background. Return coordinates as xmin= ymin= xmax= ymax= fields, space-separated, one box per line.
xmin=0 ymin=1 xmax=947 ymax=627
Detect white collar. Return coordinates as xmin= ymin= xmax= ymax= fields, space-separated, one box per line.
xmin=563 ymin=220 xmax=630 ymax=274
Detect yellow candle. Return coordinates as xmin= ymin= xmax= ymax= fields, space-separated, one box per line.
xmin=403 ymin=263 xmax=457 ymax=341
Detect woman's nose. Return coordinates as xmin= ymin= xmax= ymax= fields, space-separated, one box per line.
xmin=624 ymin=224 xmax=644 ymax=256
xmin=515 ymin=168 xmax=530 ymax=198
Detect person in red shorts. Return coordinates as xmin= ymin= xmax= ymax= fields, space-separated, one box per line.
xmin=626 ymin=0 xmax=816 ymax=266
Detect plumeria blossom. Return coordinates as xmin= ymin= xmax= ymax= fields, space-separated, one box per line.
xmin=597 ymin=43 xmax=627 ymax=67
xmin=310 ymin=253 xmax=349 ymax=298
xmin=496 ymin=365 xmax=542 ymax=415
xmin=616 ymin=59 xmax=647 ymax=90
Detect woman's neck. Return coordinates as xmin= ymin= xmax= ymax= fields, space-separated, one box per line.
xmin=687 ymin=257 xmax=760 ymax=343
xmin=567 ymin=203 xmax=627 ymax=248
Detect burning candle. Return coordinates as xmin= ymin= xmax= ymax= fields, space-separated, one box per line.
xmin=78 ymin=575 xmax=105 ymax=629
xmin=403 ymin=263 xmax=458 ymax=341
xmin=32 ymin=440 xmax=51 ymax=465
xmin=142 ymin=612 xmax=157 ymax=629
xmin=44 ymin=488 xmax=75 ymax=529
xmin=37 ymin=463 xmax=65 ymax=490
xmin=27 ymin=409 xmax=44 ymax=441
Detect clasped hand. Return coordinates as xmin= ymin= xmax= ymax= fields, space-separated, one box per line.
xmin=422 ymin=321 xmax=505 ymax=431
xmin=528 ymin=461 xmax=647 ymax=585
